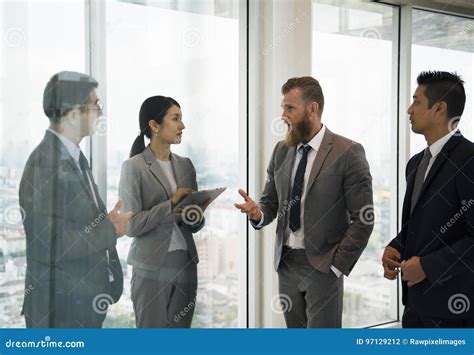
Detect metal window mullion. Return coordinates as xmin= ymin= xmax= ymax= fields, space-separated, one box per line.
xmin=246 ymin=0 xmax=262 ymax=329
xmin=85 ymin=0 xmax=108 ymax=205
xmin=397 ymin=3 xmax=413 ymax=322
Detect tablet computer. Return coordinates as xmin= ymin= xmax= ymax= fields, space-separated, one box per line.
xmin=172 ymin=187 xmax=227 ymax=212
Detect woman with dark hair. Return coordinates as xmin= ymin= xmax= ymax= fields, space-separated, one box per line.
xmin=119 ymin=96 xmax=209 ymax=327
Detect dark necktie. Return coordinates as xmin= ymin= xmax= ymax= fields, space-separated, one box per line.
xmin=78 ymin=151 xmax=95 ymax=201
xmin=410 ymin=148 xmax=432 ymax=215
xmin=289 ymin=145 xmax=312 ymax=232
xmin=80 ymin=152 xmax=112 ymax=280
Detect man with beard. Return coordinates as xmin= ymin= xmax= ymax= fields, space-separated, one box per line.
xmin=235 ymin=76 xmax=374 ymax=327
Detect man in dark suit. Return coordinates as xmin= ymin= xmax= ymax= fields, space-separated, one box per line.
xmin=235 ymin=76 xmax=374 ymax=327
xmin=383 ymin=71 xmax=474 ymax=328
xmin=19 ymin=71 xmax=133 ymax=327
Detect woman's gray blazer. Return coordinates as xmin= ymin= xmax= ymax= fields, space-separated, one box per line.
xmin=119 ymin=146 xmax=204 ymax=271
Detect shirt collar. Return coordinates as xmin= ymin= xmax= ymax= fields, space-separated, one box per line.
xmin=47 ymin=128 xmax=81 ymax=162
xmin=297 ymin=124 xmax=326 ymax=153
xmin=427 ymin=130 xmax=457 ymax=159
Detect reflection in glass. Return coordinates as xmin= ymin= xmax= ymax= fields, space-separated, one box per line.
xmin=0 ymin=0 xmax=85 ymax=327
xmin=313 ymin=0 xmax=397 ymax=327
xmin=105 ymin=0 xmax=243 ymax=328
xmin=410 ymin=10 xmax=473 ymax=154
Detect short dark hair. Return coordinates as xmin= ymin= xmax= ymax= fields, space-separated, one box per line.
xmin=281 ymin=76 xmax=324 ymax=115
xmin=417 ymin=71 xmax=466 ymax=119
xmin=43 ymin=71 xmax=98 ymax=123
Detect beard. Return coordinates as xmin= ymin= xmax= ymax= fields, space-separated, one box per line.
xmin=285 ymin=110 xmax=313 ymax=147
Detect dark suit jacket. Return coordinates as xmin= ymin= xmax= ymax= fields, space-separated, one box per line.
xmin=388 ymin=132 xmax=474 ymax=319
xmin=254 ymin=128 xmax=374 ymax=275
xmin=119 ymin=146 xmax=204 ymax=271
xmin=19 ymin=130 xmax=123 ymax=328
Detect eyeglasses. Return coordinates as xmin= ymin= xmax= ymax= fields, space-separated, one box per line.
xmin=79 ymin=99 xmax=104 ymax=113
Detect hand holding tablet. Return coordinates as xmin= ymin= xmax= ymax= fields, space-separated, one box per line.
xmin=172 ymin=187 xmax=227 ymax=213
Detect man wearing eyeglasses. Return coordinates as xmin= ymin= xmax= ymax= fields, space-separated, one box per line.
xmin=19 ymin=71 xmax=133 ymax=327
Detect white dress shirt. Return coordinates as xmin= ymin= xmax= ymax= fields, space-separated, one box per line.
xmin=424 ymin=130 xmax=457 ymax=181
xmin=156 ymin=159 xmax=188 ymax=252
xmin=47 ymin=129 xmax=99 ymax=208
xmin=286 ymin=125 xmax=326 ymax=249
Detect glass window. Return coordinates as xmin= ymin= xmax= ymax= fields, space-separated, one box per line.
xmin=410 ymin=10 xmax=474 ymax=155
xmin=0 ymin=0 xmax=85 ymax=327
xmin=104 ymin=0 xmax=244 ymax=328
xmin=312 ymin=0 xmax=398 ymax=327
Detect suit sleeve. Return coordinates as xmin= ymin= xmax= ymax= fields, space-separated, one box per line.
xmin=119 ymin=159 xmax=173 ymax=238
xmin=420 ymin=154 xmax=474 ymax=282
xmin=254 ymin=143 xmax=281 ymax=230
xmin=387 ymin=155 xmax=419 ymax=254
xmin=332 ymin=143 xmax=374 ymax=275
xmin=19 ymin=157 xmax=116 ymax=263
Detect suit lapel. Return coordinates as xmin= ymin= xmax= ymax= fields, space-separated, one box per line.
xmin=88 ymin=169 xmax=107 ymax=212
xmin=65 ymin=157 xmax=96 ymax=202
xmin=307 ymin=128 xmax=333 ymax=191
xmin=281 ymin=146 xmax=296 ymax=200
xmin=144 ymin=146 xmax=173 ymax=198
xmin=45 ymin=131 xmax=97 ymax=207
xmin=404 ymin=152 xmax=422 ymax=216
xmin=171 ymin=153 xmax=186 ymax=188
xmin=416 ymin=133 xmax=462 ymax=204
